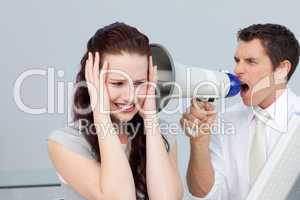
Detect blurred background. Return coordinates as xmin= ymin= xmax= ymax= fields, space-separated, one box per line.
xmin=0 ymin=0 xmax=299 ymax=199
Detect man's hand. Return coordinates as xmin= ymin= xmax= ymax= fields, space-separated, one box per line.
xmin=183 ymin=98 xmax=217 ymax=197
xmin=180 ymin=98 xmax=216 ymax=143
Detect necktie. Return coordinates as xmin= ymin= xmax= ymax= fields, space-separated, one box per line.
xmin=249 ymin=110 xmax=269 ymax=186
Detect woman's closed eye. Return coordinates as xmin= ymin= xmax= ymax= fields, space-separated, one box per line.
xmin=110 ymin=81 xmax=146 ymax=87
xmin=134 ymin=81 xmax=146 ymax=86
xmin=110 ymin=82 xmax=124 ymax=87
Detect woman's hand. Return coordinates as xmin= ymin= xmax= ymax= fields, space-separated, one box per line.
xmin=180 ymin=99 xmax=216 ymax=143
xmin=142 ymin=58 xmax=183 ymax=200
xmin=85 ymin=51 xmax=111 ymax=124
xmin=138 ymin=56 xmax=158 ymax=120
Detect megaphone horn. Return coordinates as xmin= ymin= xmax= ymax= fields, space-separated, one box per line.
xmin=150 ymin=43 xmax=241 ymax=112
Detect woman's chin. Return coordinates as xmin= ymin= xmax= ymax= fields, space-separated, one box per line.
xmin=112 ymin=111 xmax=137 ymax=122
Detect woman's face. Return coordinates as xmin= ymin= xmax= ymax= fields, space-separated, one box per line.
xmin=102 ymin=52 xmax=148 ymax=122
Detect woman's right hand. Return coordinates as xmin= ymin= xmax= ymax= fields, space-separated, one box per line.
xmin=85 ymin=51 xmax=111 ymax=124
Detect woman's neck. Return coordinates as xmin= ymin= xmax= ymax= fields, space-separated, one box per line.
xmin=111 ymin=115 xmax=129 ymax=144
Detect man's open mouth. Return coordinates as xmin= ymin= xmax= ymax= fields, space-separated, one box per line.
xmin=240 ymin=81 xmax=250 ymax=93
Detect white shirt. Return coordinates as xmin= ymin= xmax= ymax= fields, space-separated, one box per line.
xmin=189 ymin=87 xmax=300 ymax=200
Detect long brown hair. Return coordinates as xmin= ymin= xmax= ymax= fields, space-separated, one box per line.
xmin=72 ymin=22 xmax=169 ymax=199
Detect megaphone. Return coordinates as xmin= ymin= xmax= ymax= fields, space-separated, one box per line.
xmin=150 ymin=43 xmax=241 ymax=111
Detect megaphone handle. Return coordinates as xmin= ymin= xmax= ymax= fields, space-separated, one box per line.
xmin=195 ymin=97 xmax=215 ymax=102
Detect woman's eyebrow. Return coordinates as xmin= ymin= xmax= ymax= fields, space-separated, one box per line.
xmin=135 ymin=78 xmax=147 ymax=81
xmin=109 ymin=78 xmax=127 ymax=81
xmin=109 ymin=78 xmax=146 ymax=81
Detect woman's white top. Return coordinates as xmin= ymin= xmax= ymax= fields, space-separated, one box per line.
xmin=48 ymin=119 xmax=176 ymax=199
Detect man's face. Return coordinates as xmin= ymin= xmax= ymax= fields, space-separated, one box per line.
xmin=233 ymin=39 xmax=284 ymax=108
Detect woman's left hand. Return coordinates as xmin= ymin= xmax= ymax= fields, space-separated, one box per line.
xmin=139 ymin=56 xmax=158 ymax=120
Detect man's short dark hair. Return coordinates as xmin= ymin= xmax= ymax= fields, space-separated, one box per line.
xmin=237 ymin=23 xmax=300 ymax=81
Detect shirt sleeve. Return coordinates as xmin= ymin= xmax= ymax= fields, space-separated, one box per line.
xmin=159 ymin=118 xmax=177 ymax=151
xmin=47 ymin=125 xmax=95 ymax=160
xmin=187 ymin=134 xmax=230 ymax=200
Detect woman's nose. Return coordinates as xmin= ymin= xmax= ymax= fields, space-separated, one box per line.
xmin=121 ymin=86 xmax=135 ymax=102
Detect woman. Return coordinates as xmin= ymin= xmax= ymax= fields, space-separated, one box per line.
xmin=47 ymin=22 xmax=183 ymax=200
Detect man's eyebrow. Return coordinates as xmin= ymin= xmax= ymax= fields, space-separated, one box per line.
xmin=245 ymin=57 xmax=259 ymax=61
xmin=234 ymin=56 xmax=259 ymax=61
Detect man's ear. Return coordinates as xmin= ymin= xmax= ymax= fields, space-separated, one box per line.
xmin=274 ymin=60 xmax=291 ymax=82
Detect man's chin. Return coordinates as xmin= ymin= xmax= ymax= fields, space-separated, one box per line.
xmin=241 ymin=95 xmax=254 ymax=107
xmin=242 ymin=98 xmax=251 ymax=106
xmin=241 ymin=94 xmax=262 ymax=107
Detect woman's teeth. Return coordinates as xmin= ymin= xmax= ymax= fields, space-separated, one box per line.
xmin=115 ymin=103 xmax=135 ymax=110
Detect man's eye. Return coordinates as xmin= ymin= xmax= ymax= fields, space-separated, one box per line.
xmin=247 ymin=59 xmax=257 ymax=65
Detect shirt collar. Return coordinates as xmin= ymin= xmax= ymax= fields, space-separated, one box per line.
xmin=247 ymin=86 xmax=297 ymax=133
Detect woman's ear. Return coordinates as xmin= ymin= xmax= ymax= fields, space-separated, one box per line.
xmin=274 ymin=60 xmax=291 ymax=82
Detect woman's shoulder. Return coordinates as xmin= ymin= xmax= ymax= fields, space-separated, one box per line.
xmin=47 ymin=120 xmax=96 ymax=160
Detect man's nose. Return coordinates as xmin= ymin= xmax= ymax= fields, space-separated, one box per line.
xmin=234 ymin=63 xmax=245 ymax=75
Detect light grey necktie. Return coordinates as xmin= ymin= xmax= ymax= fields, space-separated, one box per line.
xmin=249 ymin=110 xmax=270 ymax=186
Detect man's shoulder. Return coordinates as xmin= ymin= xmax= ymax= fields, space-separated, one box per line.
xmin=293 ymin=95 xmax=300 ymax=111
xmin=287 ymin=87 xmax=300 ymax=114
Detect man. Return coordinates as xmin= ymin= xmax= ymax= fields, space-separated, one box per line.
xmin=181 ymin=24 xmax=300 ymax=199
